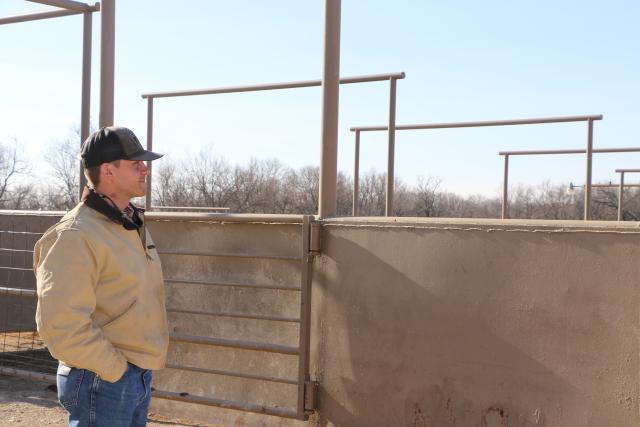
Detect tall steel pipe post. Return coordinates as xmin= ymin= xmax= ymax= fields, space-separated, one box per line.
xmin=318 ymin=0 xmax=341 ymax=219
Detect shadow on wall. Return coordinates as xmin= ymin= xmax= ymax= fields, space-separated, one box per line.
xmin=308 ymin=226 xmax=618 ymax=427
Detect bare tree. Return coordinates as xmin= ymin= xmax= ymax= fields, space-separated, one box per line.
xmin=0 ymin=138 xmax=30 ymax=209
xmin=44 ymin=135 xmax=81 ymax=210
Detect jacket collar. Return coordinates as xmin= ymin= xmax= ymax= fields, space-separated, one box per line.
xmin=81 ymin=186 xmax=144 ymax=231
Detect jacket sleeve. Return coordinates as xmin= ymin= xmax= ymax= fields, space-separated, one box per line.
xmin=34 ymin=228 xmax=128 ymax=383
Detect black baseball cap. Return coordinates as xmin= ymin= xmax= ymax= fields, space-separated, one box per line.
xmin=81 ymin=126 xmax=163 ymax=168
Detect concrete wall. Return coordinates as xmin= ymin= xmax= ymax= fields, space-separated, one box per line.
xmin=311 ymin=217 xmax=640 ymax=427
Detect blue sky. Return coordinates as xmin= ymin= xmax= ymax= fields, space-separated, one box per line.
xmin=1 ymin=1 xmax=639 ymax=196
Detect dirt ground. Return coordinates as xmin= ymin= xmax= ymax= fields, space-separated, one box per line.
xmin=0 ymin=374 xmax=217 ymax=427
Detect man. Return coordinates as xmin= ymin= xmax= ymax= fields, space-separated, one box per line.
xmin=34 ymin=126 xmax=169 ymax=427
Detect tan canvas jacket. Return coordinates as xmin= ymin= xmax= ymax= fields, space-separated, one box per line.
xmin=34 ymin=194 xmax=169 ymax=383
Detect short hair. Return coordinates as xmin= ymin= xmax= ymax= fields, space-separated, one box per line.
xmin=84 ymin=160 xmax=120 ymax=187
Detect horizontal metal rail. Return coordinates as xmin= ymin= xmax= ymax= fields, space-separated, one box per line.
xmin=157 ymin=249 xmax=301 ymax=261
xmin=145 ymin=212 xmax=305 ymax=224
xmin=141 ymin=72 xmax=405 ymax=99
xmin=167 ymin=308 xmax=300 ymax=323
xmin=500 ymin=145 xmax=640 ymax=219
xmin=151 ymin=206 xmax=230 ymax=212
xmin=0 ymin=287 xmax=36 ymax=298
xmin=170 ymin=333 xmax=299 ymax=355
xmin=500 ymin=147 xmax=640 ymax=155
xmin=0 ymin=367 xmax=55 ymax=383
xmin=26 ymin=0 xmax=99 ymax=12
xmin=0 ymin=230 xmax=43 ymax=236
xmin=588 ymin=184 xmax=640 ymax=188
xmin=165 ymin=278 xmax=301 ymax=291
xmin=0 ymin=266 xmax=34 ymax=272
xmin=350 ymin=114 xmax=603 ymax=132
xmin=165 ymin=363 xmax=298 ymax=385
xmin=0 ymin=248 xmax=34 ymax=253
xmin=615 ymin=168 xmax=640 ymax=173
xmin=0 ymin=8 xmax=81 ymax=25
xmin=152 ymin=389 xmax=297 ymax=419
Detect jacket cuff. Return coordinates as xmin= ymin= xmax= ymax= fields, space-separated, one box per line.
xmin=98 ymin=355 xmax=128 ymax=383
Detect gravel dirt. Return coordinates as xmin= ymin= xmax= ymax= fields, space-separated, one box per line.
xmin=0 ymin=374 xmax=217 ymax=427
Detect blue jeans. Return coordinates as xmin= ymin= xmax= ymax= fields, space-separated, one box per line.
xmin=57 ymin=362 xmax=152 ymax=427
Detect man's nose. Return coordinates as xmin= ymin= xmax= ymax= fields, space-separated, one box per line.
xmin=141 ymin=163 xmax=149 ymax=175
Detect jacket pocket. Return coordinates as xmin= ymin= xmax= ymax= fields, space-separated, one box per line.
xmin=57 ymin=367 xmax=85 ymax=409
xmin=101 ymin=299 xmax=138 ymax=329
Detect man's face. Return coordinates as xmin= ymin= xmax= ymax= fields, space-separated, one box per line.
xmin=107 ymin=160 xmax=149 ymax=199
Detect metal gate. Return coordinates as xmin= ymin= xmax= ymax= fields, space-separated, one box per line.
xmin=0 ymin=211 xmax=318 ymax=421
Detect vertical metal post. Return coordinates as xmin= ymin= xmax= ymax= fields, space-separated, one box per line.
xmin=584 ymin=118 xmax=594 ymax=220
xmin=385 ymin=77 xmax=397 ymax=216
xmin=79 ymin=10 xmax=92 ymax=197
xmin=318 ymin=0 xmax=341 ymax=219
xmin=501 ymin=154 xmax=509 ymax=219
xmin=352 ymin=130 xmax=360 ymax=216
xmin=617 ymin=171 xmax=625 ymax=221
xmin=145 ymin=97 xmax=153 ymax=211
xmin=99 ymin=0 xmax=115 ymax=128
xmin=297 ymin=215 xmax=313 ymax=419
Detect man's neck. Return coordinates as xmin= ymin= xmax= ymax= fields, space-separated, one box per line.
xmin=92 ymin=185 xmax=129 ymax=211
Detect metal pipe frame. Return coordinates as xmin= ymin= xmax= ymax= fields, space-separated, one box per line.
xmin=145 ymin=97 xmax=153 ymax=210
xmin=26 ymin=0 xmax=97 ymax=12
xmin=164 ymin=278 xmax=301 ymax=292
xmin=0 ymin=8 xmax=82 ymax=25
xmin=141 ymin=72 xmax=404 ymax=214
xmin=614 ymin=169 xmax=640 ymax=221
xmin=318 ymin=0 xmax=340 ymax=221
xmin=79 ymin=10 xmax=92 ymax=197
xmin=0 ymin=0 xmax=99 ymax=25
xmin=499 ymin=147 xmax=640 ymax=219
xmin=140 ymin=72 xmax=405 ymax=99
xmin=166 ymin=307 xmax=300 ymax=323
xmin=99 ymin=0 xmax=114 ymax=128
xmin=157 ymin=249 xmax=301 ymax=261
xmin=352 ymin=130 xmax=360 ymax=216
xmin=350 ymin=115 xmax=603 ymax=218
xmin=164 ymin=363 xmax=298 ymax=385
xmin=296 ymin=215 xmax=313 ymax=418
xmin=170 ymin=333 xmax=299 ymax=355
xmin=385 ymin=77 xmax=397 ymax=216
xmin=349 ymin=115 xmax=603 ymax=132
xmin=152 ymin=389 xmax=298 ymax=419
xmin=151 ymin=206 xmax=230 ymax=212
xmin=0 ymin=286 xmax=36 ymax=298
xmin=1 ymin=1 xmax=98 ymax=199
xmin=618 ymin=172 xmax=625 ymax=221
xmin=584 ymin=119 xmax=594 ymax=220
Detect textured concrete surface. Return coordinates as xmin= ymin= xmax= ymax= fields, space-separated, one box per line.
xmin=311 ymin=217 xmax=640 ymax=427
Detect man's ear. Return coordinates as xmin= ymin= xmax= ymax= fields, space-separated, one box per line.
xmin=101 ymin=163 xmax=112 ymax=178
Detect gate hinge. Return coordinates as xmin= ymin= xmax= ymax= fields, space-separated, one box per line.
xmin=309 ymin=223 xmax=321 ymax=254
xmin=304 ymin=380 xmax=319 ymax=411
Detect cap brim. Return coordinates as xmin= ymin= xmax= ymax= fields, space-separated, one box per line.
xmin=127 ymin=150 xmax=164 ymax=161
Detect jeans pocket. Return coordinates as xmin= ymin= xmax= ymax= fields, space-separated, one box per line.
xmin=57 ymin=368 xmax=85 ymax=410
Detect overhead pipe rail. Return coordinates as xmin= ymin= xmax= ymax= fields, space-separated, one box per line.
xmin=498 ymin=146 xmax=640 ymax=219
xmin=140 ymin=71 xmax=405 ymax=212
xmin=350 ymin=115 xmax=603 ymax=219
